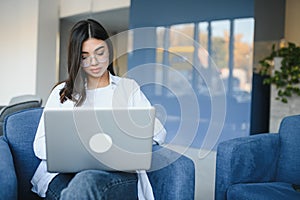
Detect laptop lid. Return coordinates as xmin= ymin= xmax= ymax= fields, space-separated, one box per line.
xmin=44 ymin=107 xmax=155 ymax=173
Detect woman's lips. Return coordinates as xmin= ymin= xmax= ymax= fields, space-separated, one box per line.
xmin=90 ymin=67 xmax=101 ymax=73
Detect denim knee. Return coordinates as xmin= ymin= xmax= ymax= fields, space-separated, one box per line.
xmin=148 ymin=146 xmax=195 ymax=200
xmin=60 ymin=170 xmax=137 ymax=200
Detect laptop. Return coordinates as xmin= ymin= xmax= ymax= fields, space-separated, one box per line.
xmin=44 ymin=107 xmax=155 ymax=173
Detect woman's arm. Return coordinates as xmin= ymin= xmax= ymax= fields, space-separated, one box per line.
xmin=33 ymin=83 xmax=67 ymax=160
xmin=129 ymin=80 xmax=167 ymax=145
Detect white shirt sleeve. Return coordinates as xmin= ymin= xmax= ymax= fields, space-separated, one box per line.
xmin=129 ymin=80 xmax=167 ymax=145
xmin=33 ymin=83 xmax=67 ymax=160
xmin=31 ymin=83 xmax=66 ymax=197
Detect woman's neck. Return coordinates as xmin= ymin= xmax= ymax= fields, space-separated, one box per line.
xmin=87 ymin=71 xmax=109 ymax=89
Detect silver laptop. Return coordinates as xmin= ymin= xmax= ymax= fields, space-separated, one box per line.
xmin=44 ymin=107 xmax=155 ymax=173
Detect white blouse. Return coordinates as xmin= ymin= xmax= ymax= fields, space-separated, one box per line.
xmin=31 ymin=74 xmax=166 ymax=199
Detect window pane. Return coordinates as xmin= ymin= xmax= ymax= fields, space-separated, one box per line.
xmin=168 ymin=23 xmax=195 ymax=95
xmin=233 ymin=18 xmax=254 ymax=93
xmin=211 ymin=20 xmax=230 ymax=70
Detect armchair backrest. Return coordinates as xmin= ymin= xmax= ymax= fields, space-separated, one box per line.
xmin=8 ymin=94 xmax=42 ymax=105
xmin=4 ymin=108 xmax=43 ymax=200
xmin=276 ymin=114 xmax=300 ymax=185
xmin=0 ymin=94 xmax=42 ymax=136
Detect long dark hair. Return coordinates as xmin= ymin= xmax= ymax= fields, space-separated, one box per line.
xmin=59 ymin=19 xmax=115 ymax=106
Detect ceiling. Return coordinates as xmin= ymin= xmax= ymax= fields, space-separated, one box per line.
xmin=61 ymin=7 xmax=130 ymax=34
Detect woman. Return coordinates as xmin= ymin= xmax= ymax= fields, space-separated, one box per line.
xmin=31 ymin=19 xmax=166 ymax=200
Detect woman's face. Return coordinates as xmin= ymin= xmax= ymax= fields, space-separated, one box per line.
xmin=81 ymin=38 xmax=109 ymax=79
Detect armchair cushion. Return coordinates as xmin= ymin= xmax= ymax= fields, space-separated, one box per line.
xmin=4 ymin=108 xmax=43 ymax=200
xmin=276 ymin=115 xmax=300 ymax=185
xmin=227 ymin=182 xmax=300 ymax=200
xmin=0 ymin=136 xmax=17 ymax=200
xmin=215 ymin=133 xmax=280 ymax=200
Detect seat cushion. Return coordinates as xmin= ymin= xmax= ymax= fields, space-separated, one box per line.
xmin=277 ymin=115 xmax=300 ymax=185
xmin=4 ymin=108 xmax=43 ymax=200
xmin=227 ymin=182 xmax=300 ymax=200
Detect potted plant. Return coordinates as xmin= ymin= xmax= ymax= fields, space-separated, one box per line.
xmin=256 ymin=42 xmax=300 ymax=103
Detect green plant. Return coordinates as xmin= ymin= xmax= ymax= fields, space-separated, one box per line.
xmin=257 ymin=42 xmax=300 ymax=103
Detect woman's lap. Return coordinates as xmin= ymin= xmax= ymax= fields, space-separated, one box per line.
xmin=46 ymin=170 xmax=137 ymax=200
xmin=46 ymin=173 xmax=74 ymax=200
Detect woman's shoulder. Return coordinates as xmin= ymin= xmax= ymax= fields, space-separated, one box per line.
xmin=46 ymin=81 xmax=74 ymax=107
xmin=52 ymin=81 xmax=66 ymax=92
xmin=111 ymin=74 xmax=138 ymax=86
xmin=48 ymin=81 xmax=66 ymax=99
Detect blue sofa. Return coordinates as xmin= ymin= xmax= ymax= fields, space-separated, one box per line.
xmin=0 ymin=108 xmax=195 ymax=200
xmin=215 ymin=114 xmax=300 ymax=200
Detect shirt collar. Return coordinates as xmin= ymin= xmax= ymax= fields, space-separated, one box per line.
xmin=109 ymin=72 xmax=120 ymax=86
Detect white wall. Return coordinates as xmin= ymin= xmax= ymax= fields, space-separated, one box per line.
xmin=0 ymin=0 xmax=129 ymax=105
xmin=0 ymin=0 xmax=59 ymax=106
xmin=0 ymin=0 xmax=38 ymax=105
xmin=36 ymin=0 xmax=59 ymax=106
xmin=60 ymin=0 xmax=130 ymax=18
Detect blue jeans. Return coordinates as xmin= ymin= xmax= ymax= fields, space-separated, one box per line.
xmin=45 ymin=170 xmax=138 ymax=200
xmin=45 ymin=145 xmax=195 ymax=200
xmin=148 ymin=145 xmax=195 ymax=200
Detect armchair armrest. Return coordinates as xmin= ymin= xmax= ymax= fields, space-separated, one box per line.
xmin=215 ymin=133 xmax=280 ymax=200
xmin=0 ymin=136 xmax=18 ymax=199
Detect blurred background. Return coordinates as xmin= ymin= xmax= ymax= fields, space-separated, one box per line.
xmin=1 ymin=0 xmax=299 ymax=199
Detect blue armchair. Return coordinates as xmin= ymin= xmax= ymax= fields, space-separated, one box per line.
xmin=215 ymin=114 xmax=300 ymax=200
xmin=0 ymin=108 xmax=195 ymax=200
xmin=0 ymin=94 xmax=42 ymax=136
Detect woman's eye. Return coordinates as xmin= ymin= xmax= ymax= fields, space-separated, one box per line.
xmin=96 ymin=51 xmax=104 ymax=56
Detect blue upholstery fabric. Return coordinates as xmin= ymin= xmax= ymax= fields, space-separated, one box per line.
xmin=227 ymin=182 xmax=300 ymax=200
xmin=0 ymin=95 xmax=42 ymax=136
xmin=0 ymin=108 xmax=195 ymax=200
xmin=4 ymin=108 xmax=43 ymax=200
xmin=215 ymin=114 xmax=300 ymax=200
xmin=0 ymin=136 xmax=17 ymax=200
xmin=215 ymin=133 xmax=280 ymax=200
xmin=276 ymin=115 xmax=300 ymax=185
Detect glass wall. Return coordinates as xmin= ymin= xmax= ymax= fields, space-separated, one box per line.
xmin=128 ymin=0 xmax=255 ymax=152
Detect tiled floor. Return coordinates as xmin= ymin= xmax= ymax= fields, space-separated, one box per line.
xmin=166 ymin=145 xmax=217 ymax=200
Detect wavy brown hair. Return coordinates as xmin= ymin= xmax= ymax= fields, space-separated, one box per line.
xmin=59 ymin=19 xmax=115 ymax=106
